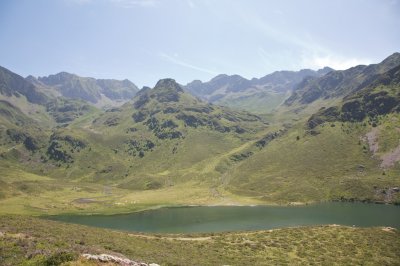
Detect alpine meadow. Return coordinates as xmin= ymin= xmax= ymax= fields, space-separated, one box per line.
xmin=0 ymin=1 xmax=399 ymax=265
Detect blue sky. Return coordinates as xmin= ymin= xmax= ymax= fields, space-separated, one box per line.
xmin=0 ymin=0 xmax=399 ymax=87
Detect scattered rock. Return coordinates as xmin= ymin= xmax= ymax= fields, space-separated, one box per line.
xmin=255 ymin=129 xmax=286 ymax=148
xmin=382 ymin=227 xmax=397 ymax=233
xmin=73 ymin=198 xmax=98 ymax=204
xmin=374 ymin=187 xmax=400 ymax=203
xmin=357 ymin=165 xmax=365 ymax=172
xmin=82 ymin=253 xmax=159 ymax=266
xmin=308 ymin=129 xmax=320 ymax=136
xmin=365 ymin=128 xmax=379 ymax=154
xmin=380 ymin=145 xmax=400 ymax=169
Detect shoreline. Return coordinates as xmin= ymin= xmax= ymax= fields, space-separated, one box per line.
xmin=36 ymin=198 xmax=400 ymax=217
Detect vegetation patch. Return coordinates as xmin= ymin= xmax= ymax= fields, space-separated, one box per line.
xmin=125 ymin=139 xmax=156 ymax=157
xmin=0 ymin=216 xmax=399 ymax=266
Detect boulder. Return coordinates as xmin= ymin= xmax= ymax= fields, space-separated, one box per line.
xmin=82 ymin=253 xmax=158 ymax=266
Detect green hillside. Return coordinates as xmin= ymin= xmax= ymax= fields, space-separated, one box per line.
xmin=0 ymin=77 xmax=271 ymax=214
xmin=1 ymin=1 xmax=399 ymax=265
xmin=1 ymin=216 xmax=399 ymax=266
xmin=0 ymin=53 xmax=399 ymax=215
xmin=228 ymin=116 xmax=400 ymax=204
xmin=228 ymin=54 xmax=400 ymax=204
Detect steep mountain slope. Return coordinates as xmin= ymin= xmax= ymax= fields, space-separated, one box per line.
xmin=0 ymin=66 xmax=99 ymax=127
xmin=227 ymin=118 xmax=400 ymax=203
xmin=68 ymin=78 xmax=268 ymax=183
xmin=307 ymin=64 xmax=400 ymax=129
xmin=0 ymin=99 xmax=47 ymax=152
xmin=185 ymin=67 xmax=333 ymax=113
xmin=0 ymin=66 xmax=49 ymax=105
xmin=36 ymin=72 xmax=139 ymax=107
xmin=228 ymin=55 xmax=400 ymax=203
xmin=285 ymin=53 xmax=400 ymax=105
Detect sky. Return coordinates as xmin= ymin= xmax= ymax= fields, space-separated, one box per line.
xmin=0 ymin=0 xmax=399 ymax=87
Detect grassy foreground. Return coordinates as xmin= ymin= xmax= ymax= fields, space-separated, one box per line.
xmin=0 ymin=216 xmax=399 ymax=265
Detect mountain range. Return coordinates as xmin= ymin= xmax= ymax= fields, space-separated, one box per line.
xmin=0 ymin=53 xmax=399 ymax=215
xmin=31 ymin=72 xmax=139 ymax=107
xmin=185 ymin=67 xmax=333 ymax=113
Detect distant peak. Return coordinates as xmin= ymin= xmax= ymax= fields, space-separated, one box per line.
xmin=154 ymin=78 xmax=183 ymax=92
xmin=54 ymin=71 xmax=76 ymax=77
xmin=381 ymin=52 xmax=400 ymax=64
xmin=321 ymin=66 xmax=334 ymax=71
xmin=187 ymin=79 xmax=202 ymax=86
xmin=141 ymin=86 xmax=151 ymax=91
xmin=25 ymin=75 xmax=37 ymax=81
xmin=211 ymin=74 xmax=229 ymax=81
xmin=317 ymin=66 xmax=334 ymax=75
xmin=38 ymin=71 xmax=76 ymax=81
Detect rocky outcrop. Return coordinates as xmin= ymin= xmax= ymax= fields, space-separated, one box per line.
xmin=374 ymin=187 xmax=400 ymax=203
xmin=306 ymin=90 xmax=400 ymax=129
xmin=0 ymin=66 xmax=49 ymax=105
xmin=255 ymin=129 xmax=287 ymax=148
xmin=380 ymin=145 xmax=400 ymax=169
xmin=82 ymin=253 xmax=160 ymax=266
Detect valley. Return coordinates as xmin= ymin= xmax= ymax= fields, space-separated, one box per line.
xmin=1 ymin=54 xmax=400 ymax=215
xmin=0 ymin=53 xmax=400 ymax=265
xmin=1 ymin=1 xmax=400 ymax=264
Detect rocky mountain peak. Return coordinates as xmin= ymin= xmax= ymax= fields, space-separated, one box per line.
xmin=154 ymin=79 xmax=183 ymax=93
xmin=379 ymin=52 xmax=400 ymax=69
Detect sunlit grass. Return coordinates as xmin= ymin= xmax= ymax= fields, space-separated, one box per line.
xmin=0 ymin=216 xmax=399 ymax=265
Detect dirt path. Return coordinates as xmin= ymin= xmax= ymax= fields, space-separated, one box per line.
xmin=128 ymin=233 xmax=212 ymax=241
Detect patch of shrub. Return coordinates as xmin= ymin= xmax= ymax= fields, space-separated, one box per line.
xmin=44 ymin=251 xmax=77 ymax=266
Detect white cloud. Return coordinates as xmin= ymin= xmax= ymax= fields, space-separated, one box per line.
xmin=159 ymin=53 xmax=218 ymax=75
xmin=232 ymin=4 xmax=375 ymax=72
xmin=302 ymin=54 xmax=372 ymax=70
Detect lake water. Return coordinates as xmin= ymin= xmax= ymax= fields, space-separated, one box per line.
xmin=47 ymin=203 xmax=400 ymax=233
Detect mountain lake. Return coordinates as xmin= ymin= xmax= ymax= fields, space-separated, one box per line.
xmin=46 ymin=202 xmax=400 ymax=233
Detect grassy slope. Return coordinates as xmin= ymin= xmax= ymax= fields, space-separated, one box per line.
xmin=228 ymin=114 xmax=400 ymax=204
xmin=1 ymin=112 xmax=399 ymax=214
xmin=0 ymin=78 xmax=399 ymax=214
xmin=216 ymin=90 xmax=288 ymax=114
xmin=0 ymin=88 xmax=271 ymax=214
xmin=0 ymin=216 xmax=399 ymax=266
xmin=0 ymin=122 xmax=268 ymax=215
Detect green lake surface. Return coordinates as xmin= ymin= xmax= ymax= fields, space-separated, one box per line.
xmin=47 ymin=203 xmax=400 ymax=233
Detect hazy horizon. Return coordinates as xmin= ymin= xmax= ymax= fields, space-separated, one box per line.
xmin=0 ymin=0 xmax=399 ymax=87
